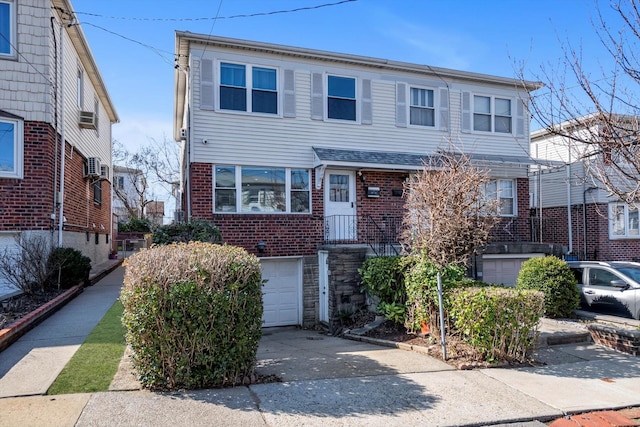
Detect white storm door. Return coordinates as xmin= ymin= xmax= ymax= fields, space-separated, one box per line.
xmin=324 ymin=170 xmax=356 ymax=241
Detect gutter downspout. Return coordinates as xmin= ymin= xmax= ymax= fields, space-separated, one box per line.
xmin=566 ymin=159 xmax=573 ymax=254
xmin=57 ymin=22 xmax=66 ymax=247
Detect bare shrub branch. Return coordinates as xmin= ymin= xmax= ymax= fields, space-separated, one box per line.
xmin=0 ymin=234 xmax=53 ymax=295
xmin=401 ymin=152 xmax=500 ymax=268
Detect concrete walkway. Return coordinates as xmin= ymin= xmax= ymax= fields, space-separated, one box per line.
xmin=0 ymin=263 xmax=640 ymax=426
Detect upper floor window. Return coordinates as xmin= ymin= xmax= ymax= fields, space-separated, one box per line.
xmin=0 ymin=0 xmax=15 ymax=58
xmin=77 ymin=68 xmax=84 ymax=109
xmin=410 ymin=87 xmax=435 ymax=127
xmin=214 ymin=165 xmax=310 ymax=213
xmin=473 ymin=95 xmax=512 ymax=133
xmin=219 ymin=62 xmax=277 ymax=114
xmin=327 ymin=75 xmax=355 ymax=121
xmin=485 ymin=179 xmax=516 ymax=216
xmin=610 ymin=202 xmax=639 ymax=238
xmin=115 ymin=176 xmax=124 ymax=190
xmin=0 ymin=115 xmax=23 ymax=179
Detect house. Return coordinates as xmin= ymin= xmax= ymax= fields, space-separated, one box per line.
xmin=146 ymin=201 xmax=164 ymax=226
xmin=0 ymin=0 xmax=118 ymax=291
xmin=531 ymin=115 xmax=640 ymax=261
xmin=173 ymin=33 xmax=555 ymax=330
xmin=112 ymin=165 xmax=146 ymax=223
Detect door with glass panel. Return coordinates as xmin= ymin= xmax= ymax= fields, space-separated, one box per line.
xmin=324 ymin=170 xmax=356 ymax=241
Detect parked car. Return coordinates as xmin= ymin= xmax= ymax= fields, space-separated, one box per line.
xmin=567 ymin=261 xmax=640 ymax=320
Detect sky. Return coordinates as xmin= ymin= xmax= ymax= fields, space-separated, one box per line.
xmin=69 ymin=0 xmax=626 ymax=221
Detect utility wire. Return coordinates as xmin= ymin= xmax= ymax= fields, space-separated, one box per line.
xmin=74 ymin=0 xmax=356 ymax=22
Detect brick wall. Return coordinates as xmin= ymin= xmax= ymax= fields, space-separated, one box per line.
xmin=0 ymin=122 xmax=56 ymax=230
xmin=489 ymin=178 xmax=532 ymax=242
xmin=326 ymin=246 xmax=367 ymax=333
xmin=541 ymin=203 xmax=640 ymax=261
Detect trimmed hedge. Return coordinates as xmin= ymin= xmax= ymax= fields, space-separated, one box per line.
xmin=516 ymin=256 xmax=579 ymax=318
xmin=151 ymin=219 xmax=221 ymax=245
xmin=120 ymin=242 xmax=263 ymax=390
xmin=451 ymin=287 xmax=544 ymax=362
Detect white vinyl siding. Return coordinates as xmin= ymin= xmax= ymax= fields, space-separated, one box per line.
xmin=190 ymin=55 xmax=531 ymax=168
xmin=0 ymin=0 xmax=15 ymax=58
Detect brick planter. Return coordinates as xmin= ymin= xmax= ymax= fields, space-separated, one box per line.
xmin=0 ymin=285 xmax=83 ymax=352
xmin=588 ymin=323 xmax=640 ymax=356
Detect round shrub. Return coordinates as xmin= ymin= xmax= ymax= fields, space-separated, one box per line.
xmin=120 ymin=242 xmax=263 ymax=390
xmin=515 ymin=256 xmax=579 ymax=318
xmin=46 ymin=247 xmax=91 ymax=289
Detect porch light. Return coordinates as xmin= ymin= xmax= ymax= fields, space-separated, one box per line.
xmin=256 ymin=241 xmax=266 ymax=253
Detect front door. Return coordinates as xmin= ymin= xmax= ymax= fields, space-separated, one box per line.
xmin=324 ymin=170 xmax=356 ymax=241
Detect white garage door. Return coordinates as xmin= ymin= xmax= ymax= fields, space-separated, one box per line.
xmin=482 ymin=254 xmax=544 ymax=287
xmin=261 ymin=258 xmax=301 ymax=327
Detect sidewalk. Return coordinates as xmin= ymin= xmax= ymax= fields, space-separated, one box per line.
xmin=0 ymin=261 xmax=639 ymax=426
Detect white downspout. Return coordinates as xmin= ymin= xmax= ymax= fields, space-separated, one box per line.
xmin=57 ymin=22 xmax=65 ymax=247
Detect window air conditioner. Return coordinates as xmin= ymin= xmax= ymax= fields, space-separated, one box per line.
xmin=79 ymin=111 xmax=97 ymax=129
xmin=100 ymin=165 xmax=109 ymax=179
xmin=86 ymin=157 xmax=101 ymax=177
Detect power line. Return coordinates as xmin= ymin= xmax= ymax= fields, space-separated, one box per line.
xmin=74 ymin=0 xmax=357 ymax=22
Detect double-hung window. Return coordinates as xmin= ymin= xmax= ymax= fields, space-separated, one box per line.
xmin=0 ymin=115 xmax=23 ymax=179
xmin=473 ymin=95 xmax=512 ymax=133
xmin=219 ymin=62 xmax=278 ymax=114
xmin=0 ymin=0 xmax=15 ymax=58
xmin=214 ymin=165 xmax=310 ymax=213
xmin=410 ymin=87 xmax=435 ymax=127
xmin=610 ymin=203 xmax=640 ymax=238
xmin=485 ymin=179 xmax=516 ymax=216
xmin=327 ymin=75 xmax=356 ymax=121
xmin=93 ymin=180 xmax=102 ymax=205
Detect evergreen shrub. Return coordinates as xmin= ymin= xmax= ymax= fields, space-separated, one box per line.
xmin=516 ymin=256 xmax=579 ymax=318
xmin=46 ymin=247 xmax=91 ymax=289
xmin=120 ymin=242 xmax=263 ymax=390
xmin=450 ymin=287 xmax=544 ymax=362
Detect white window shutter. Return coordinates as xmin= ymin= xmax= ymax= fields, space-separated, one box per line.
xmin=361 ymin=79 xmax=372 ymax=125
xmin=439 ymin=87 xmax=449 ymax=131
xmin=396 ymin=82 xmax=407 ymax=127
xmin=200 ymin=59 xmax=214 ymax=110
xmin=515 ymin=98 xmax=526 ymax=137
xmin=311 ymin=72 xmax=324 ymax=120
xmin=461 ymin=91 xmax=471 ymax=133
xmin=283 ymin=69 xmax=296 ymax=118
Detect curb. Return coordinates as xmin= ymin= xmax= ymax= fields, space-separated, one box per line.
xmin=0 ymin=285 xmax=82 ymax=352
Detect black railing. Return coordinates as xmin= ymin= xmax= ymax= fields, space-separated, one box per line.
xmin=324 ymin=215 xmax=402 ymax=256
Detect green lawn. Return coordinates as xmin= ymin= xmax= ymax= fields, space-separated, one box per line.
xmin=47 ymin=300 xmax=127 ymax=395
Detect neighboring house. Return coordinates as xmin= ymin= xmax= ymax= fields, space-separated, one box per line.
xmin=0 ymin=0 xmax=118 ymax=291
xmin=173 ymin=33 xmax=554 ymax=330
xmin=531 ymin=116 xmax=640 ymax=261
xmin=112 ymin=165 xmax=146 ymax=223
xmin=146 ymin=201 xmax=164 ymax=226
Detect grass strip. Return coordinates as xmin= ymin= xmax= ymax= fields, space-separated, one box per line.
xmin=47 ymin=299 xmax=126 ymax=395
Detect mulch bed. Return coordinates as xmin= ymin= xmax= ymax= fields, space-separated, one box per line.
xmin=343 ymin=309 xmax=544 ymax=370
xmin=0 ymin=289 xmax=65 ymax=330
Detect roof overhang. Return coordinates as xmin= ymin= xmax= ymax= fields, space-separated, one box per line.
xmin=52 ymin=0 xmax=119 ymax=124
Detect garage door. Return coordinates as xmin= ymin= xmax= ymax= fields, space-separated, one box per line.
xmin=482 ymin=254 xmax=543 ymax=287
xmin=261 ymin=258 xmax=301 ymax=327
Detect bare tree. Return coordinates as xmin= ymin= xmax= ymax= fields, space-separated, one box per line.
xmin=401 ymin=152 xmax=500 ymax=268
xmin=113 ymin=135 xmax=180 ymax=220
xmin=522 ymin=0 xmax=640 ymax=204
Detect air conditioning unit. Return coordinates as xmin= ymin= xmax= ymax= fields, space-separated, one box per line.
xmin=100 ymin=165 xmax=109 ymax=180
xmin=179 ymin=128 xmax=187 ymax=140
xmin=86 ymin=157 xmax=101 ymax=177
xmin=79 ymin=111 xmax=97 ymax=129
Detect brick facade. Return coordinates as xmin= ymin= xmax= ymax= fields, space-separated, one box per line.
xmin=0 ymin=121 xmax=112 ymax=262
xmin=540 ymin=203 xmax=640 ymax=261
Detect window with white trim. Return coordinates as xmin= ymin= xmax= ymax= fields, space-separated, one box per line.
xmin=473 ymin=95 xmax=512 ymax=133
xmin=610 ymin=202 xmax=639 ymax=238
xmin=327 ymin=75 xmax=356 ymax=121
xmin=214 ymin=165 xmax=310 ymax=213
xmin=0 ymin=115 xmax=23 ymax=179
xmin=485 ymin=179 xmax=516 ymax=216
xmin=77 ymin=67 xmax=84 ymax=109
xmin=0 ymin=0 xmax=15 ymax=58
xmin=219 ymin=62 xmax=277 ymax=114
xmin=409 ymin=87 xmax=435 ymax=127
